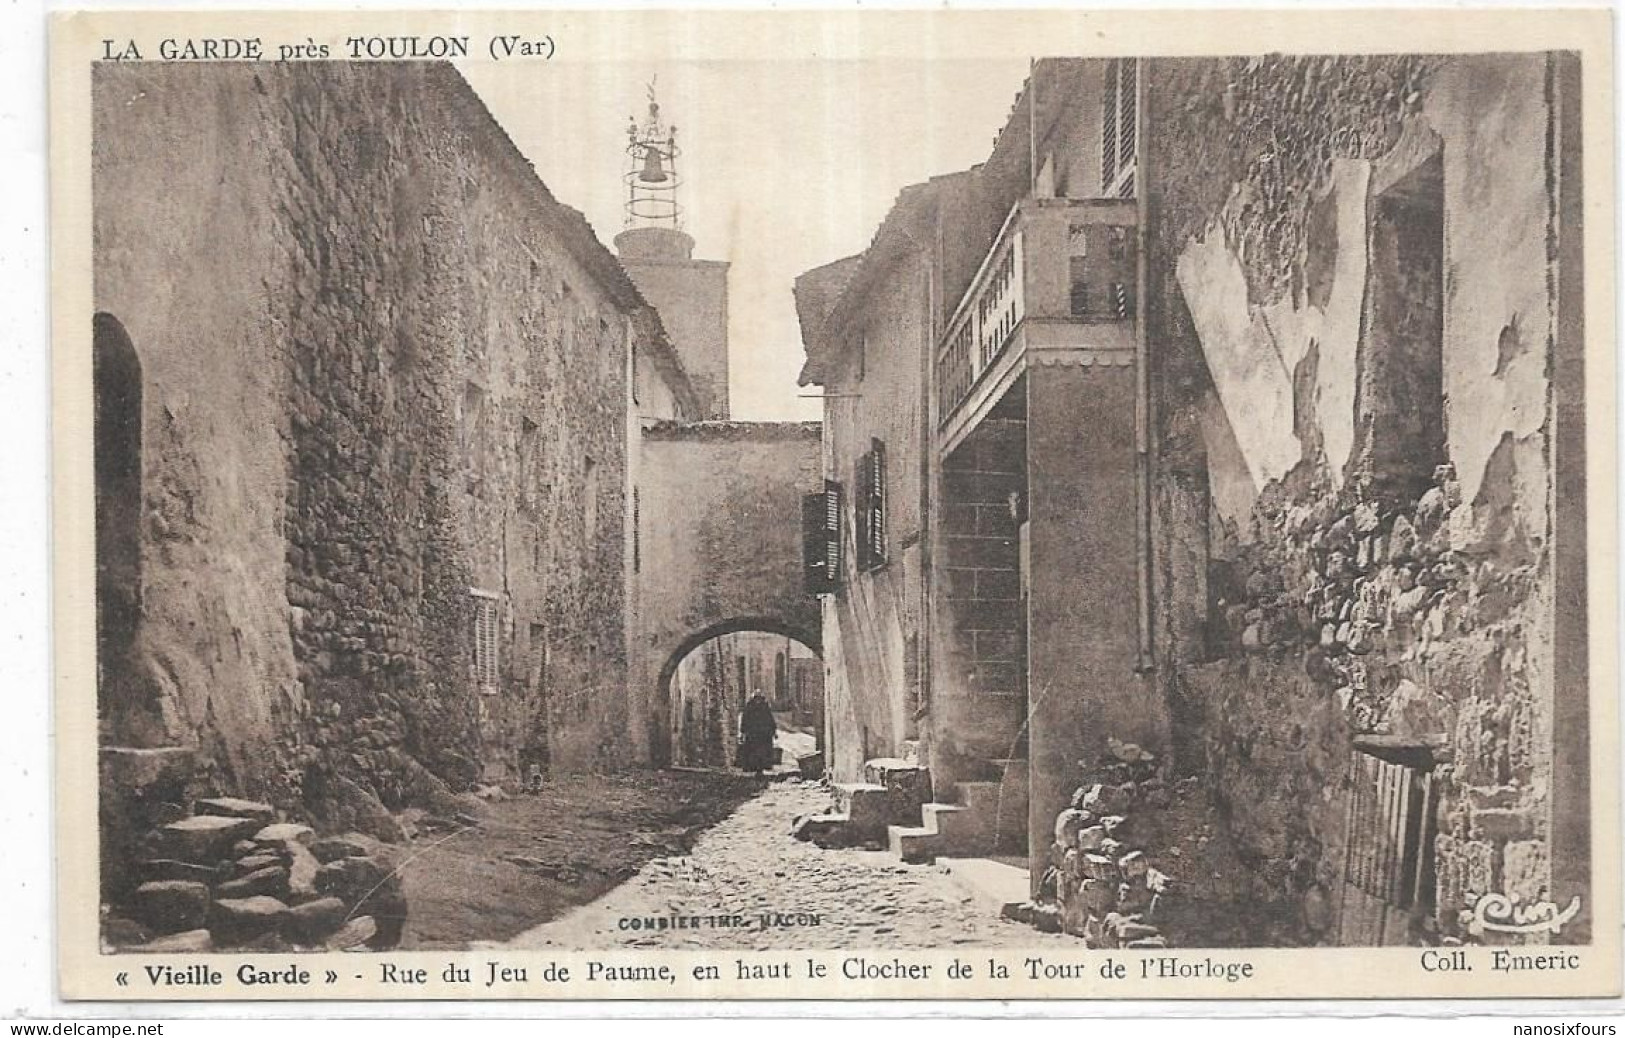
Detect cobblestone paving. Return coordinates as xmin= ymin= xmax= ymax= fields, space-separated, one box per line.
xmin=506 ymin=780 xmax=1077 ymax=950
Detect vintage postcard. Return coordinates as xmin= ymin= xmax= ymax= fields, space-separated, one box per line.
xmin=49 ymin=6 xmax=1620 ymax=1002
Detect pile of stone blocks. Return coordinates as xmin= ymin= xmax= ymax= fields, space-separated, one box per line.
xmin=106 ymin=796 xmax=407 ymax=953
xmin=1006 ymin=745 xmax=1174 ymax=947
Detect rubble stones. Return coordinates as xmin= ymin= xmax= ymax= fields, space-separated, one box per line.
xmin=108 ymin=803 xmax=409 ymax=952
xmin=1027 ymin=744 xmax=1178 ymax=948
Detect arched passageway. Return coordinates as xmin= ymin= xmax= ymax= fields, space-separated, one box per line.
xmin=652 ymin=617 xmax=822 ymax=771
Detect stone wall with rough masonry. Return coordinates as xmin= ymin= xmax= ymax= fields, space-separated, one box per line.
xmin=1142 ymin=53 xmax=1584 ymax=943
xmin=94 ymin=63 xmax=641 ymax=844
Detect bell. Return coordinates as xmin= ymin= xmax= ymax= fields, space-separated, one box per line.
xmin=638 ymin=146 xmax=669 ymax=184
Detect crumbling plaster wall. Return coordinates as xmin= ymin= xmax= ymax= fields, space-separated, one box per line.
xmin=1144 ymin=53 xmax=1571 ymax=942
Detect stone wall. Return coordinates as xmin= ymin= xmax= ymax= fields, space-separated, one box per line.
xmin=1142 ymin=53 xmax=1584 ymax=943
xmin=94 ymin=62 xmax=640 ymax=836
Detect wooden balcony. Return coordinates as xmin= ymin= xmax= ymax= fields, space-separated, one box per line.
xmin=935 ymin=198 xmax=1137 ymax=456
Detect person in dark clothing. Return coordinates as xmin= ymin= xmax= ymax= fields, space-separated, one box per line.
xmin=737 ymin=691 xmax=778 ymax=773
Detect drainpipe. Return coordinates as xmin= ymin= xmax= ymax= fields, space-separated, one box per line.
xmin=1133 ymin=56 xmax=1155 ymax=674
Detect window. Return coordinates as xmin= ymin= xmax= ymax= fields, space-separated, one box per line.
xmin=471 ymin=590 xmax=501 ymax=694
xmin=856 ymin=438 xmax=888 ymax=571
xmin=1100 ymin=58 xmax=1138 ymax=198
xmin=1352 ymin=153 xmax=1445 ymax=503
xmin=1338 ymin=741 xmax=1438 ymax=945
xmin=802 ymin=480 xmax=843 ymax=593
xmin=1068 ymin=223 xmax=1137 ymax=321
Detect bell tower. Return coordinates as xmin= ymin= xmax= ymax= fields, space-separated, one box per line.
xmin=614 ymin=82 xmax=731 ymax=420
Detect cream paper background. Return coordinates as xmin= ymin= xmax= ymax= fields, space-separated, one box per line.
xmin=47 ymin=4 xmax=1621 ymax=1004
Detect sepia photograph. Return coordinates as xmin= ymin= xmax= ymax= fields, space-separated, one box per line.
xmin=45 ymin=6 xmax=1618 ymax=1003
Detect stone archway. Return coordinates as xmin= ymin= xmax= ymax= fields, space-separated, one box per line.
xmin=654 ymin=617 xmax=822 ymax=769
xmin=628 ymin=421 xmax=823 ymax=768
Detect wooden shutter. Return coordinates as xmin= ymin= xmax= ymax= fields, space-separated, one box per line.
xmin=1101 ymin=59 xmax=1138 ymax=198
xmin=471 ymin=591 xmax=500 ymax=694
xmin=868 ymin=438 xmax=887 ymax=567
xmin=803 ymin=481 xmax=842 ymax=593
xmin=855 ymin=449 xmax=874 ymax=569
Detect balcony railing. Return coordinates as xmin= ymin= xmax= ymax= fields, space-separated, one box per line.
xmin=936 ymin=198 xmax=1137 ymax=427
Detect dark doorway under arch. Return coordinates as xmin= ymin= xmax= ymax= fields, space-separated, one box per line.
xmin=94 ymin=312 xmax=153 ymax=744
xmin=651 ymin=617 xmax=822 ymax=771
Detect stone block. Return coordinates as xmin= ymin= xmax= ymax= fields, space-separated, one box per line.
xmin=315 ymin=854 xmax=398 ymax=903
xmin=287 ymin=842 xmax=323 ymax=903
xmin=131 ymin=880 xmax=211 ymax=934
xmin=210 ymin=895 xmax=289 ymax=945
xmin=139 ymin=858 xmax=222 ymax=885
xmin=136 ymin=929 xmax=214 ymax=953
xmin=152 ymin=815 xmax=263 ymax=865
xmin=194 ymin=797 xmax=277 ymax=825
xmin=1119 ymin=850 xmax=1149 ymax=881
xmin=253 ymin=822 xmax=316 ymax=848
xmin=1053 ymin=808 xmax=1092 ymax=848
xmin=283 ymin=897 xmax=348 ymax=945
xmin=216 ymin=864 xmax=289 ymax=900
xmin=1078 ymin=878 xmax=1117 ymax=915
xmin=235 ymin=853 xmax=283 ymax=875
xmin=310 ymin=833 xmax=380 ymax=863
xmin=325 ymin=914 xmax=378 ymax=951
xmin=1081 ymin=853 xmax=1119 ymax=882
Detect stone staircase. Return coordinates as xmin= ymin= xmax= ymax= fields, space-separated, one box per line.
xmin=887 ymin=762 xmax=1028 ymax=864
xmin=795 ymin=755 xmax=1032 ymax=865
xmin=792 ymin=757 xmax=933 ymax=850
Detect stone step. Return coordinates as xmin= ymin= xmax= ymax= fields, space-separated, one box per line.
xmin=886 ymin=824 xmax=942 ymax=864
xmin=832 ymin=782 xmax=890 ymax=826
xmin=939 ymin=856 xmax=1031 ymax=916
xmin=791 ymin=811 xmax=853 ymax=848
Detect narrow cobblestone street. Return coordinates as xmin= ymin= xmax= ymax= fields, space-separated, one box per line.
xmin=505 ymin=780 xmax=1075 ymax=951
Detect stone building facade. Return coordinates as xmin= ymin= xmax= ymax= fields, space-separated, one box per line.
xmin=1142 ymin=52 xmax=1587 ymax=944
xmin=92 ymin=62 xmax=694 ymax=862
xmin=799 ymin=53 xmax=1586 ymax=945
